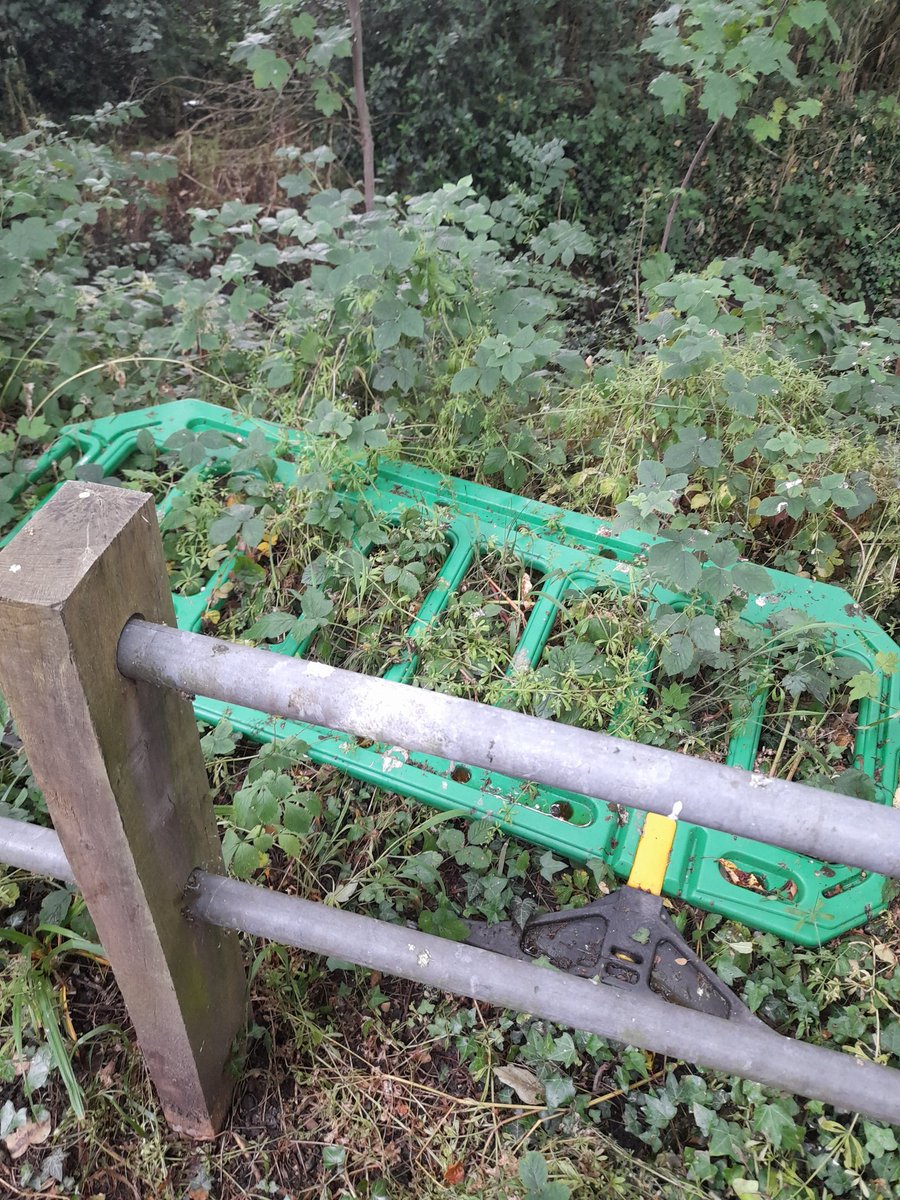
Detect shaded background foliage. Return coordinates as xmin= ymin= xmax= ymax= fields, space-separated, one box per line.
xmin=2 ymin=0 xmax=898 ymax=313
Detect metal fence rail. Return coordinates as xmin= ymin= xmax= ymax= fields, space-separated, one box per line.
xmin=119 ymin=618 xmax=900 ymax=879
xmin=1 ymin=482 xmax=899 ymax=1137
xmin=4 ymin=813 xmax=900 ymax=1126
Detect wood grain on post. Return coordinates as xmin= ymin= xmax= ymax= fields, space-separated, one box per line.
xmin=0 ymin=482 xmax=247 ymax=1137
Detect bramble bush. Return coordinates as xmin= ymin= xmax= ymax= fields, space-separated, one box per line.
xmin=1 ymin=2 xmax=900 ymax=1194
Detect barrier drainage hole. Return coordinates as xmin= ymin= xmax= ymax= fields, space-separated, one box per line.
xmin=549 ymin=801 xmax=574 ymax=821
xmin=451 ymin=765 xmax=472 ymax=783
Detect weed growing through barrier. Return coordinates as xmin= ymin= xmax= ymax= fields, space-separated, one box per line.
xmin=414 ymin=549 xmax=542 ymax=703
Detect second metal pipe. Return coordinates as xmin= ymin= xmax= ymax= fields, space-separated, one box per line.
xmin=118 ymin=620 xmax=900 ymax=877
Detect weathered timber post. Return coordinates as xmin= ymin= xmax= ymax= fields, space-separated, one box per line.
xmin=0 ymin=482 xmax=247 ymax=1137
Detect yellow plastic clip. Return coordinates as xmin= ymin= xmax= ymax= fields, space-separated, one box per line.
xmin=626 ymin=812 xmax=677 ymax=896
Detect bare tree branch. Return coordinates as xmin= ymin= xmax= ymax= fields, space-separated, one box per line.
xmin=347 ymin=0 xmax=375 ymax=211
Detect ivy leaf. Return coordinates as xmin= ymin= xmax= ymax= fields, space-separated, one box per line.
xmin=753 ymin=1099 xmax=799 ymax=1150
xmin=418 ymin=905 xmax=470 ymax=942
xmin=649 ymin=71 xmax=689 ymax=117
xmin=543 ymin=1074 xmax=576 ymax=1109
xmin=699 ymin=72 xmax=739 ymax=120
xmin=539 ymin=850 xmax=567 ymax=881
xmin=863 ymin=1121 xmax=898 ymax=1158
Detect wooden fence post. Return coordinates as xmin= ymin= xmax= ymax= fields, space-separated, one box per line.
xmin=0 ymin=482 xmax=247 ymax=1137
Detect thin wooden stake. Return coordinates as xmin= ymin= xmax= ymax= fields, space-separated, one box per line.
xmin=0 ymin=482 xmax=247 ymax=1137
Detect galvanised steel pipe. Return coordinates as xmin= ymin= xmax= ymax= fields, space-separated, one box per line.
xmin=192 ymin=871 xmax=900 ymax=1124
xmin=2 ymin=817 xmax=898 ymax=1123
xmin=0 ymin=815 xmax=74 ymax=884
xmin=119 ymin=620 xmax=900 ymax=878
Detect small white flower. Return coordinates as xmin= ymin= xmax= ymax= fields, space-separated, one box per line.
xmin=713 ymin=626 xmax=721 ymax=637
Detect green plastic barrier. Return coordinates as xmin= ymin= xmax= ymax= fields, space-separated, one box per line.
xmin=5 ymin=399 xmax=898 ymax=946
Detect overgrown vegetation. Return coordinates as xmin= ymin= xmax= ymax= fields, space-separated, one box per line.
xmin=1 ymin=0 xmax=900 ymax=1195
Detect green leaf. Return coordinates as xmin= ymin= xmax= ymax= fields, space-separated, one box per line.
xmin=3 ymin=216 xmax=59 ymax=260
xmin=539 ymin=850 xmax=567 ymax=880
xmin=747 ymin=113 xmax=782 ymax=143
xmin=39 ymin=888 xmax=73 ymax=927
xmin=519 ymin=1151 xmax=549 ymax=1191
xmin=848 ymin=670 xmax=880 ymax=702
xmin=249 ymin=47 xmax=292 ymax=93
xmin=699 ymin=72 xmax=740 ymax=121
xmin=301 ymin=588 xmax=333 ymax=621
xmin=231 ymin=840 xmax=264 ymax=879
xmin=266 ymin=358 xmax=294 ymax=388
xmin=208 ymin=513 xmax=241 ymax=545
xmin=863 ymin=1121 xmax=898 ymax=1158
xmin=543 ymin=1074 xmax=576 ymax=1108
xmin=246 ymin=611 xmax=297 ymax=641
xmin=730 ymin=562 xmax=772 ymax=595
xmin=450 ymin=366 xmax=479 ymax=394
xmin=791 ymin=0 xmax=829 ymax=30
xmin=322 ymin=1144 xmax=346 ymax=1168
xmin=647 ymin=540 xmax=703 ymax=591
xmin=881 ymin=1021 xmax=900 ymax=1056
xmin=753 ymin=1100 xmax=799 ymax=1150
xmin=15 ymin=414 xmax=51 ymax=440
xmin=312 ymin=78 xmax=343 ymax=116
xmin=688 ymin=614 xmax=720 ymax=653
xmin=417 ymin=905 xmax=470 ymax=941
xmin=649 ymin=71 xmax=689 ymax=117
xmin=290 ymin=11 xmax=316 ymax=38
xmin=483 ymin=446 xmax=508 ymax=475
xmin=661 ymin=633 xmax=695 ymax=675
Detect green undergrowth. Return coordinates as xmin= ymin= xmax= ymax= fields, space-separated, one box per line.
xmin=0 ymin=57 xmax=899 ymax=1200
xmin=4 ymin=757 xmax=900 ymax=1197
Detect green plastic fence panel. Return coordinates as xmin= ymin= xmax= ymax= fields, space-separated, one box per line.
xmin=6 ymin=399 xmax=899 ymax=947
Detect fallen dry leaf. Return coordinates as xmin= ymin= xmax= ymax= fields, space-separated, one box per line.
xmin=4 ymin=1114 xmax=52 ymax=1159
xmin=493 ymin=1063 xmax=542 ymax=1105
xmin=444 ymin=1161 xmax=465 ymax=1185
